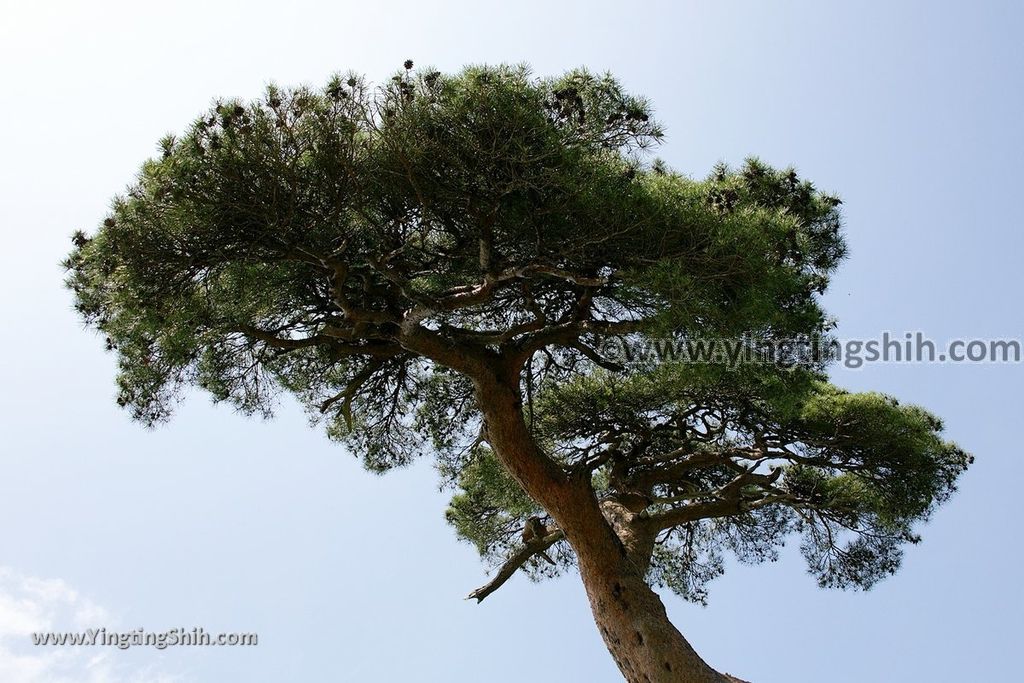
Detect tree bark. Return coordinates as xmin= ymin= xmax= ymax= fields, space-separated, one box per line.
xmin=576 ymin=551 xmax=735 ymax=683
xmin=473 ymin=369 xmax=742 ymax=683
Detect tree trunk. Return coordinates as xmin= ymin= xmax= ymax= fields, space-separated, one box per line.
xmin=474 ymin=372 xmax=743 ymax=683
xmin=576 ymin=551 xmax=735 ymax=683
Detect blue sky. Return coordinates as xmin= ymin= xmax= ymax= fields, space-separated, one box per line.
xmin=0 ymin=1 xmax=1020 ymax=681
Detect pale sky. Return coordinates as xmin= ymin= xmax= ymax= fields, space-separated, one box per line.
xmin=0 ymin=1 xmax=1021 ymax=681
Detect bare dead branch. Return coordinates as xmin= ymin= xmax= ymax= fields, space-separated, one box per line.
xmin=465 ymin=530 xmax=565 ymax=603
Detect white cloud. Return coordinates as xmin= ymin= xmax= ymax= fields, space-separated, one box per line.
xmin=0 ymin=567 xmax=180 ymax=683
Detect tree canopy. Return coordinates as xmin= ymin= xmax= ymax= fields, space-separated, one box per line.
xmin=65 ymin=63 xmax=969 ymax=617
xmin=450 ymin=364 xmax=968 ymax=600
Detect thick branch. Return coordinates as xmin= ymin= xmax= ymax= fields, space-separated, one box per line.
xmin=398 ymin=323 xmax=492 ymax=375
xmin=237 ymin=324 xmax=331 ymax=350
xmin=570 ymin=340 xmax=626 ymax=372
xmin=465 ymin=531 xmax=565 ymax=603
xmin=512 ymin=318 xmax=649 ymax=367
xmin=237 ymin=324 xmax=402 ymax=358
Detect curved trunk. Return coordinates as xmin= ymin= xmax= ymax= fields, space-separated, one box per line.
xmin=577 ymin=551 xmax=735 ymax=683
xmin=474 ymin=373 xmax=743 ymax=683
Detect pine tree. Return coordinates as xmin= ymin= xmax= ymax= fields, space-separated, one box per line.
xmin=64 ymin=64 xmax=971 ymax=682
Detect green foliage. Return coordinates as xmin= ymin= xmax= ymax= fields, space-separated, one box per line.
xmin=65 ymin=64 xmax=841 ymax=439
xmin=649 ymin=506 xmax=791 ymax=605
xmin=523 ymin=365 xmax=971 ymax=597
xmin=445 ymin=448 xmax=571 ymax=577
xmin=64 ymin=63 xmax=968 ymax=601
xmin=446 ymin=448 xmax=538 ymax=554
